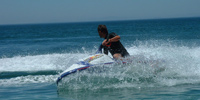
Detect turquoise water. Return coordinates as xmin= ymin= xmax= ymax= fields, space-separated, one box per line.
xmin=0 ymin=17 xmax=200 ymax=100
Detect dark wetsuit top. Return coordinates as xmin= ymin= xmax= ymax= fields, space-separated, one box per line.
xmin=100 ymin=32 xmax=130 ymax=57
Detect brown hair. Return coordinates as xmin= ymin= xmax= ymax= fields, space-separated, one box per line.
xmin=97 ymin=25 xmax=108 ymax=34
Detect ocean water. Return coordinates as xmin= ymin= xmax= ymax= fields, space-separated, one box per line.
xmin=0 ymin=17 xmax=200 ymax=100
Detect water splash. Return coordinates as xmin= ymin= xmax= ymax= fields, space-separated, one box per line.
xmin=1 ymin=41 xmax=200 ymax=89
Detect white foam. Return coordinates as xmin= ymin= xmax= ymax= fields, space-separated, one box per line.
xmin=0 ymin=53 xmax=88 ymax=72
xmin=1 ymin=44 xmax=200 ymax=88
xmin=0 ymin=75 xmax=58 ymax=86
xmin=127 ymin=44 xmax=200 ymax=87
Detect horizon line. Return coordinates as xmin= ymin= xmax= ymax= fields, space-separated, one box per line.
xmin=1 ymin=16 xmax=200 ymax=26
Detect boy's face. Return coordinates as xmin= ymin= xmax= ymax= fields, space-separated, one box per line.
xmin=98 ymin=31 xmax=105 ymax=38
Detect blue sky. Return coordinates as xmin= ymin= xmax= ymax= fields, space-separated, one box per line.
xmin=0 ymin=0 xmax=200 ymax=25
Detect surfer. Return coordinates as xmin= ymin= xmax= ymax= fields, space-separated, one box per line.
xmin=97 ymin=25 xmax=130 ymax=59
